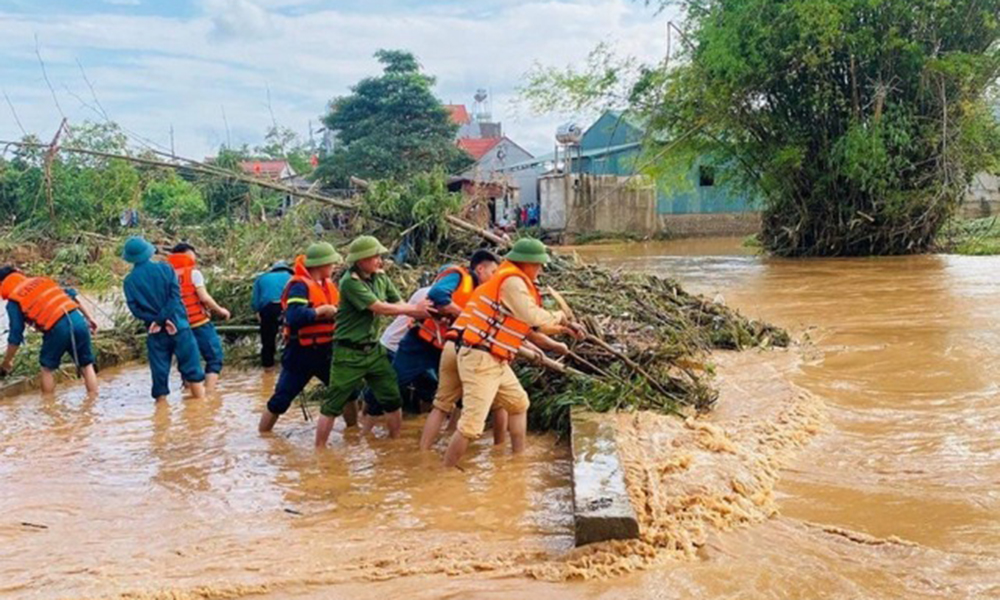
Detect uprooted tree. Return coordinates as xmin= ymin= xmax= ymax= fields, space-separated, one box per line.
xmin=523 ymin=0 xmax=1000 ymax=256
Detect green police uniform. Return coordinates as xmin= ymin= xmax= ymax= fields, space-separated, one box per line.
xmin=320 ymin=237 xmax=405 ymax=417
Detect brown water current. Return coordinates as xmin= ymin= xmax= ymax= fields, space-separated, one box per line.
xmin=2 ymin=237 xmax=998 ymax=599
xmin=566 ymin=238 xmax=1000 ymax=598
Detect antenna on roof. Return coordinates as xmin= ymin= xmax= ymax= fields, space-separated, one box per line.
xmin=472 ymin=88 xmax=491 ymax=123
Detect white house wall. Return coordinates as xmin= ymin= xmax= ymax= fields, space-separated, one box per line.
xmin=462 ymin=139 xmax=534 ymax=192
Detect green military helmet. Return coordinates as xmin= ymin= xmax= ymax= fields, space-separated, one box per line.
xmin=505 ymin=237 xmax=549 ymax=264
xmin=304 ymin=242 xmax=342 ymax=267
xmin=345 ymin=235 xmax=389 ymax=266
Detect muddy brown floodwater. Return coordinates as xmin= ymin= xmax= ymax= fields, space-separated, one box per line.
xmin=2 ymin=237 xmax=998 ymax=599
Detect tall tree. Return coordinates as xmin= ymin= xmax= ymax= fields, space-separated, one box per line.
xmin=316 ymin=49 xmax=471 ymax=186
xmin=255 ymin=125 xmax=316 ymax=175
xmin=525 ymin=0 xmax=1000 ymax=256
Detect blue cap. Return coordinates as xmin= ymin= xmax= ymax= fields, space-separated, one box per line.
xmin=270 ymin=260 xmax=292 ymax=272
xmin=122 ymin=236 xmax=156 ymax=264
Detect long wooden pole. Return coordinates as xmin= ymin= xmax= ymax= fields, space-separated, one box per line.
xmin=348 ymin=176 xmax=511 ymax=249
xmin=0 ymin=140 xmax=513 ymax=237
xmin=0 ymin=140 xmax=357 ymax=211
xmin=548 ymin=286 xmax=678 ymax=399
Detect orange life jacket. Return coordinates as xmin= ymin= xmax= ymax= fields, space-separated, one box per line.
xmin=280 ymin=255 xmax=339 ymax=347
xmin=166 ymin=253 xmax=211 ymax=328
xmin=416 ymin=265 xmax=474 ymax=349
xmin=0 ymin=273 xmax=79 ymax=333
xmin=453 ymin=261 xmax=541 ymax=362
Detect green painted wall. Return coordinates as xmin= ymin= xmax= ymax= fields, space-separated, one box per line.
xmin=576 ymin=145 xmax=754 ymax=215
xmin=579 ymin=112 xmax=643 ymax=151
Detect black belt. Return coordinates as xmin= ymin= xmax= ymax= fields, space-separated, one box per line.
xmin=336 ymin=339 xmax=377 ymax=351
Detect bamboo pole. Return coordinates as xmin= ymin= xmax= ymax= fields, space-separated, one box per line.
xmin=0 ymin=140 xmax=507 ymax=238
xmin=349 ymin=175 xmax=511 ymax=249
xmin=548 ymin=286 xmax=679 ymax=399
xmin=212 ymin=325 xmax=262 ymax=334
xmin=0 ymin=140 xmax=357 ymax=211
xmin=517 ymin=346 xmax=585 ymax=377
xmin=444 ymin=215 xmax=512 ymax=248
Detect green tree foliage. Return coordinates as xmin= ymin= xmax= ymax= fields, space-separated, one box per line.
xmin=198 ymin=145 xmax=254 ymax=220
xmin=525 ymin=0 xmax=1000 ymax=256
xmin=357 ymin=169 xmax=463 ymax=261
xmin=142 ymin=172 xmax=208 ymax=225
xmin=255 ymin=125 xmax=316 ymax=175
xmin=316 ymin=49 xmax=472 ymax=186
xmin=0 ymin=123 xmax=140 ymax=234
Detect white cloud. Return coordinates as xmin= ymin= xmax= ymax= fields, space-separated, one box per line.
xmin=204 ymin=0 xmax=281 ymax=41
xmin=103 ymin=0 xmax=142 ymax=5
xmin=0 ymin=1 xmax=675 ymax=158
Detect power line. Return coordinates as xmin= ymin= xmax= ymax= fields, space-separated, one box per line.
xmin=34 ymin=34 xmax=65 ymax=120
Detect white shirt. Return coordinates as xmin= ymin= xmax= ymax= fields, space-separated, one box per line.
xmin=190 ymin=269 xmax=206 ymax=288
xmin=379 ymin=287 xmax=429 ymax=353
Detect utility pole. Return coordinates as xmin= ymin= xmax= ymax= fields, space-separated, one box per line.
xmin=169 ymin=124 xmax=175 ymax=157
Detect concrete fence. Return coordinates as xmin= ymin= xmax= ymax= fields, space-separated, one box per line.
xmin=540 ymin=173 xmax=760 ymax=238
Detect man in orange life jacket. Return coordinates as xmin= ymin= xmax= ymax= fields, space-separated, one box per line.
xmin=258 ymin=242 xmax=342 ymax=433
xmin=166 ymin=243 xmax=231 ymax=395
xmin=368 ymin=250 xmax=499 ymax=425
xmin=0 ymin=266 xmax=100 ymax=395
xmin=442 ymin=238 xmax=585 ymax=468
xmin=415 ymin=250 xmax=524 ymax=450
xmin=121 ymin=236 xmax=206 ymax=402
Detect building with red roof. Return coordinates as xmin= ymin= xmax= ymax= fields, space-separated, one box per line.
xmin=457 ymin=137 xmax=502 ymax=161
xmin=238 ymin=160 xmax=296 ymax=181
xmin=444 ymin=104 xmax=471 ymax=126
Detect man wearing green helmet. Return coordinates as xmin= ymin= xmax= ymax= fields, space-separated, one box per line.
xmin=259 ymin=242 xmax=342 ymax=433
xmin=314 ymin=235 xmax=432 ymax=447
xmin=442 ymin=238 xmax=584 ymax=467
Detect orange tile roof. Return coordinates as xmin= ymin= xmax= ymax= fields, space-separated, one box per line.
xmin=457 ymin=137 xmax=502 ymax=160
xmin=239 ymin=160 xmax=291 ymax=180
xmin=444 ymin=104 xmax=471 ymax=125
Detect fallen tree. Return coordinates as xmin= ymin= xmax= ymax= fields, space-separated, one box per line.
xmin=0 ymin=141 xmax=787 ymax=432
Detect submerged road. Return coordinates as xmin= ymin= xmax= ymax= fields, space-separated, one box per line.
xmin=1 ymin=238 xmax=998 ymax=599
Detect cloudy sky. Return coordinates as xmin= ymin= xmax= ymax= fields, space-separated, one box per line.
xmin=0 ymin=0 xmax=673 ymax=159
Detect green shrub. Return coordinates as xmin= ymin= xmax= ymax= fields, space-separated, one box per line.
xmin=143 ymin=174 xmax=208 ymax=225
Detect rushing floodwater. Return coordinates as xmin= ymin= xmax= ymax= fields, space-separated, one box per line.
xmin=567 ymin=238 xmax=1000 ymax=599
xmin=2 ymin=238 xmax=998 ymax=599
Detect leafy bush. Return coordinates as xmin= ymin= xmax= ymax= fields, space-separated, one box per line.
xmin=142 ymin=173 xmax=207 ymax=225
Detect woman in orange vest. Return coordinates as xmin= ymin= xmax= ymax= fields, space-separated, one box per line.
xmin=0 ymin=266 xmax=100 ymax=395
xmin=167 ymin=243 xmax=231 ymax=395
xmin=440 ymin=238 xmax=585 ymax=468
xmin=258 ymin=242 xmax=342 ymax=434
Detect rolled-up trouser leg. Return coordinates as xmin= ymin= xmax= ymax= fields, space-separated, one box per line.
xmin=323 ymin=346 xmax=401 ymax=417
xmin=455 ymin=348 xmax=529 ymax=440
xmin=266 ymin=344 xmax=331 ymax=415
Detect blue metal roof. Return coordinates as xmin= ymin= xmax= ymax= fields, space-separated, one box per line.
xmin=502 ymin=141 xmax=641 ymax=171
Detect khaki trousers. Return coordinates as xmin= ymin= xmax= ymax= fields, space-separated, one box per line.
xmin=454 ymin=346 xmax=529 ymax=440
xmin=431 ymin=341 xmax=463 ymax=414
